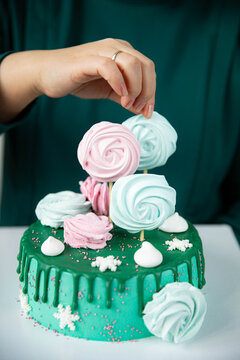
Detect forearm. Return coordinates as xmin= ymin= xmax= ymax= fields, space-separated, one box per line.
xmin=0 ymin=51 xmax=42 ymax=123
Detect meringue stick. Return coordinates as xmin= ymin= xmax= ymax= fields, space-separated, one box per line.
xmin=141 ymin=168 xmax=148 ymax=240
xmin=109 ymin=181 xmax=113 ymax=223
xmin=140 ymin=229 xmax=145 ymax=241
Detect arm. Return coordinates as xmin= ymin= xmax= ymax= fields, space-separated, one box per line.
xmin=0 ymin=51 xmax=41 ymax=122
xmin=0 ymin=39 xmax=156 ymax=124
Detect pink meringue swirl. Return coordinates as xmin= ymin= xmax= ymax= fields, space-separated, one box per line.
xmin=63 ymin=212 xmax=113 ymax=249
xmin=77 ymin=121 xmax=141 ymax=182
xmin=79 ymin=177 xmax=109 ymax=216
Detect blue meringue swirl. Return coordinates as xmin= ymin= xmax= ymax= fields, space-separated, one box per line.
xmin=35 ymin=191 xmax=91 ymax=228
xmin=110 ymin=174 xmax=176 ymax=233
xmin=143 ymin=282 xmax=207 ymax=343
xmin=122 ymin=111 xmax=177 ymax=170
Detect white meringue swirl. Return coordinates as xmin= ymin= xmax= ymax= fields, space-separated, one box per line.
xmin=35 ymin=191 xmax=91 ymax=228
xmin=143 ymin=282 xmax=207 ymax=343
xmin=110 ymin=174 xmax=176 ymax=233
xmin=122 ymin=111 xmax=177 ymax=170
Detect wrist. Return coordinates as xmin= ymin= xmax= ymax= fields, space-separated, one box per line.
xmin=0 ymin=51 xmax=43 ymax=122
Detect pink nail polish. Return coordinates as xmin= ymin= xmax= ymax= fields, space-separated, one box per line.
xmin=120 ymin=83 xmax=128 ymax=97
xmin=146 ymin=104 xmax=154 ymax=118
xmin=135 ymin=102 xmax=145 ymax=113
xmin=125 ymin=99 xmax=134 ymax=109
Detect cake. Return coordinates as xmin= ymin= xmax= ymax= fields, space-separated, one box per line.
xmin=17 ymin=113 xmax=207 ymax=343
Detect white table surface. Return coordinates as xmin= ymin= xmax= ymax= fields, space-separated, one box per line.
xmin=0 ymin=225 xmax=239 ymax=360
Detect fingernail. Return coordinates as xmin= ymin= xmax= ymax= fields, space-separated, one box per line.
xmin=124 ymin=99 xmax=134 ymax=109
xmin=134 ymin=102 xmax=145 ymax=113
xmin=120 ymin=83 xmax=128 ymax=97
xmin=146 ymin=104 xmax=154 ymax=118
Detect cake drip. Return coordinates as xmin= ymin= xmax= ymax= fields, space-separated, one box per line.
xmin=17 ymin=221 xmax=205 ymax=314
xmin=64 ymin=212 xmax=113 ymax=249
xmin=123 ymin=112 xmax=177 ymax=170
xmin=80 ymin=177 xmax=109 ymax=216
xmin=110 ymin=174 xmax=176 ymax=233
xmin=35 ymin=191 xmax=91 ymax=228
xmin=77 ymin=121 xmax=141 ymax=182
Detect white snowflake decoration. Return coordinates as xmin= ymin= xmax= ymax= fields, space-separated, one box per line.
xmin=165 ymin=237 xmax=193 ymax=252
xmin=53 ymin=304 xmax=79 ymax=331
xmin=91 ymin=255 xmax=122 ymax=272
xmin=19 ymin=289 xmax=31 ymax=314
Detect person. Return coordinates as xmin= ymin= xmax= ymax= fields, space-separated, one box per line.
xmin=0 ymin=0 xmax=239 ymax=243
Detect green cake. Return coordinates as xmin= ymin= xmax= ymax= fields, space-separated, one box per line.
xmin=17 ymin=219 xmax=205 ymax=342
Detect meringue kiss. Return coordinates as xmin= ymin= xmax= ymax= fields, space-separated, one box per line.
xmin=134 ymin=241 xmax=163 ymax=268
xmin=41 ymin=236 xmax=65 ymax=256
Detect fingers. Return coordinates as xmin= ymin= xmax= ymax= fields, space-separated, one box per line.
xmin=97 ymin=57 xmax=129 ymax=97
xmin=117 ymin=48 xmax=156 ymax=118
xmin=108 ymin=90 xmax=147 ymax=117
xmin=97 ymin=39 xmax=156 ymax=118
xmin=72 ymin=55 xmax=128 ymax=98
xmin=114 ymin=52 xmax=142 ymax=109
xmin=73 ymin=39 xmax=156 ymax=118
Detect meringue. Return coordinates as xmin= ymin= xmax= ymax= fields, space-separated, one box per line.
xmin=64 ymin=212 xmax=113 ymax=249
xmin=110 ymin=174 xmax=176 ymax=233
xmin=41 ymin=236 xmax=65 ymax=256
xmin=35 ymin=191 xmax=91 ymax=228
xmin=134 ymin=242 xmax=163 ymax=268
xmin=77 ymin=121 xmax=141 ymax=182
xmin=80 ymin=176 xmax=109 ymax=216
xmin=123 ymin=111 xmax=177 ymax=170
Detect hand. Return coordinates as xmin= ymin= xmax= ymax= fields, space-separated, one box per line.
xmin=0 ymin=39 xmax=156 ymax=122
xmin=37 ymin=38 xmax=156 ymax=118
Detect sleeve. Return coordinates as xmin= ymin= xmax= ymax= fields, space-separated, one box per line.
xmin=0 ymin=28 xmax=37 ymax=135
xmin=216 ymin=134 xmax=240 ymax=244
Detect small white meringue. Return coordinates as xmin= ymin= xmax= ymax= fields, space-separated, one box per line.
xmin=41 ymin=236 xmax=65 ymax=256
xmin=134 ymin=241 xmax=163 ymax=268
xmin=159 ymin=212 xmax=188 ymax=233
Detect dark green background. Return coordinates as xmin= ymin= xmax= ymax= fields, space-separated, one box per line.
xmin=0 ymin=0 xmax=239 ymax=242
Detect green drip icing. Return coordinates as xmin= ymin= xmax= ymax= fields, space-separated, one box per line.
xmin=87 ymin=277 xmax=94 ymax=303
xmin=16 ymin=246 xmax=23 ymax=273
xmin=118 ymin=279 xmax=125 ymax=292
xmin=19 ymin=250 xmax=26 ymax=282
xmin=72 ymin=275 xmax=80 ymax=310
xmin=105 ymin=278 xmax=113 ymax=308
xmin=173 ymin=269 xmax=178 ymax=282
xmin=188 ymin=258 xmax=193 ymax=284
xmin=53 ymin=270 xmax=61 ymax=308
xmin=23 ymin=256 xmax=31 ymax=294
xmin=34 ymin=265 xmax=42 ymax=302
xmin=42 ymin=267 xmax=50 ymax=303
xmin=137 ymin=276 xmax=145 ymax=317
xmin=198 ymin=249 xmax=206 ymax=288
xmin=16 ymin=221 xmax=206 ymax=316
xmin=184 ymin=258 xmax=193 ymax=284
xmin=195 ymin=251 xmax=201 ymax=287
xmin=154 ymin=272 xmax=161 ymax=292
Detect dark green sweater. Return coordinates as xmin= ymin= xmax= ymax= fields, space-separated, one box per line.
xmin=0 ymin=0 xmax=240 ymax=242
